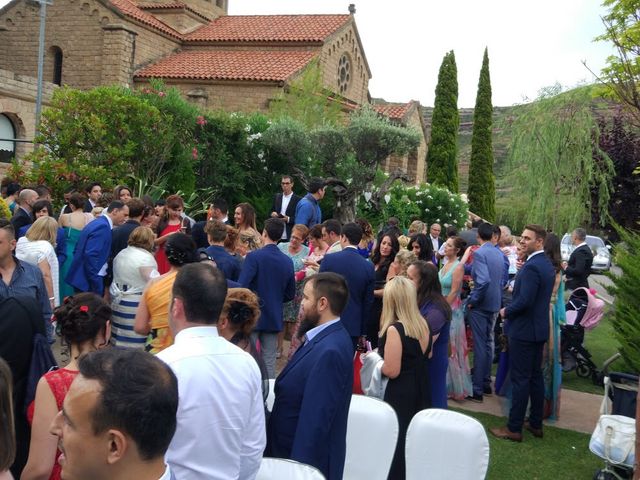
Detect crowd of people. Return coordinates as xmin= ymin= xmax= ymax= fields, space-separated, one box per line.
xmin=0 ymin=175 xmax=599 ymax=479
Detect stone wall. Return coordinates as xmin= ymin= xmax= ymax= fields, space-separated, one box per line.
xmin=0 ymin=68 xmax=56 ymax=171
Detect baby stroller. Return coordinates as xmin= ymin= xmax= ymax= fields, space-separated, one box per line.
xmin=590 ymin=354 xmax=638 ymax=479
xmin=561 ymin=287 xmax=606 ymax=383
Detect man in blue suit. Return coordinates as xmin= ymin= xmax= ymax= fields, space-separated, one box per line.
xmin=491 ymin=224 xmax=555 ymax=442
xmin=466 ymin=222 xmax=506 ymax=402
xmin=268 ymin=272 xmax=353 ymax=479
xmin=65 ymin=201 xmax=128 ymax=295
xmin=319 ymin=222 xmax=375 ymax=350
xmin=239 ymin=217 xmax=295 ymax=378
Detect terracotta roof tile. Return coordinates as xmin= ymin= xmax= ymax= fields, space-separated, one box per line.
xmin=110 ymin=0 xmax=182 ymax=38
xmin=373 ymin=102 xmax=413 ymax=120
xmin=185 ymin=14 xmax=351 ymax=43
xmin=135 ymin=50 xmax=316 ymax=81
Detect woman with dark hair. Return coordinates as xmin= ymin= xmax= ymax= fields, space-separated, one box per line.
xmin=218 ymin=288 xmax=269 ymax=403
xmin=543 ymin=232 xmax=565 ymax=421
xmin=0 ymin=359 xmax=14 ymax=480
xmin=22 ymin=294 xmax=111 ymax=480
xmin=438 ymin=236 xmax=473 ymax=400
xmin=59 ymin=193 xmax=94 ymax=299
xmin=113 ymin=185 xmax=132 ymax=204
xmin=154 ymin=194 xmax=190 ymax=275
xmin=355 ymin=218 xmax=375 ymax=259
xmin=408 ymin=260 xmax=452 ymax=408
xmin=135 ymin=233 xmax=197 ymax=354
xmin=408 ymin=233 xmax=435 ymax=265
xmin=234 ymin=202 xmax=262 ymax=255
xmin=367 ymin=232 xmax=400 ymax=349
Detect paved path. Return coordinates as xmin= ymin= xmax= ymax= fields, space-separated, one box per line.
xmin=450 ymin=387 xmax=603 ymax=434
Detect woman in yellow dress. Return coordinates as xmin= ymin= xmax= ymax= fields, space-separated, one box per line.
xmin=134 ymin=233 xmax=197 ymax=354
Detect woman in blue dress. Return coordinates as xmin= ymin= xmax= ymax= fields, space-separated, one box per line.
xmin=408 ymin=260 xmax=452 ymax=408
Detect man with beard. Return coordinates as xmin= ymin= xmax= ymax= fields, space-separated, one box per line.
xmin=267 ymin=272 xmax=353 ymax=480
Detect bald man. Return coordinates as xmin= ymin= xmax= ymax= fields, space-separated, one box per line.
xmin=10 ymin=188 xmax=37 ymax=234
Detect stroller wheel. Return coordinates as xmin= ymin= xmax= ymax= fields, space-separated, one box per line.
xmin=593 ymin=470 xmax=617 ymax=480
xmin=577 ymin=364 xmax=592 ymax=378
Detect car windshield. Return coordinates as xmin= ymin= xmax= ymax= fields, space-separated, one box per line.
xmin=586 ymin=236 xmax=605 ymax=249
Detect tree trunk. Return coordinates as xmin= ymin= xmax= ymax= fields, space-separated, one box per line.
xmin=332 ymin=189 xmax=357 ymax=224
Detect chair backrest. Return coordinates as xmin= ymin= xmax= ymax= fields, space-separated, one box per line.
xmin=343 ymin=394 xmax=399 ymax=480
xmin=266 ymin=378 xmax=275 ymax=412
xmin=256 ymin=458 xmax=326 ymax=480
xmin=405 ymin=409 xmax=489 ymax=480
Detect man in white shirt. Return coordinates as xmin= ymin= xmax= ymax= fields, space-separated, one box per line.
xmin=323 ymin=219 xmax=342 ymax=254
xmin=49 ymin=349 xmax=178 ymax=480
xmin=429 ymin=223 xmax=443 ymax=254
xmin=158 ymin=263 xmax=265 ymax=480
xmin=270 ymin=175 xmax=300 ymax=241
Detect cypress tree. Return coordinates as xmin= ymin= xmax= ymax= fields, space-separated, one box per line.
xmin=468 ymin=47 xmax=495 ymax=220
xmin=426 ymin=50 xmax=459 ymax=192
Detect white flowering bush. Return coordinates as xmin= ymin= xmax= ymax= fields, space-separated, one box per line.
xmin=358 ymin=181 xmax=468 ymax=230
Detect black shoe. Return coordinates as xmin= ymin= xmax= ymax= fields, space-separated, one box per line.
xmin=483 ymin=386 xmax=493 ymax=396
xmin=465 ymin=394 xmax=483 ymax=403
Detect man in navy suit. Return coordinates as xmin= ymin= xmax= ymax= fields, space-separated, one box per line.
xmin=563 ymin=227 xmax=593 ymax=291
xmin=319 ymin=222 xmax=374 ymax=350
xmin=239 ymin=217 xmax=295 ymax=378
xmin=268 ymin=272 xmax=353 ymax=480
xmin=490 ymin=224 xmax=555 ymax=442
xmin=466 ymin=222 xmax=506 ymax=402
xmin=205 ymin=219 xmax=242 ymax=281
xmin=270 ymin=175 xmax=301 ymax=241
xmin=66 ymin=201 xmax=129 ymax=295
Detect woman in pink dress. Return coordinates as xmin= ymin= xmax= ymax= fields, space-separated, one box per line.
xmin=21 ymin=293 xmax=111 ymax=480
xmin=154 ymin=194 xmax=190 ymax=274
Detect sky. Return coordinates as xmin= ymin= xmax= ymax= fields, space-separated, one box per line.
xmin=229 ymin=0 xmax=615 ymax=107
xmin=0 ymin=0 xmax=615 ymax=107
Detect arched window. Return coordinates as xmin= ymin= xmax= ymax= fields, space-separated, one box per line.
xmin=0 ymin=114 xmax=16 ymax=163
xmin=51 ymin=46 xmax=63 ymax=85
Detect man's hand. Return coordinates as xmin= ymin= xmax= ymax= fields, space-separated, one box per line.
xmin=270 ymin=211 xmax=279 ymax=218
xmin=500 ymin=307 xmax=506 ymax=319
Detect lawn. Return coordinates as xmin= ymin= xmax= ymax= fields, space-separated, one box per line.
xmin=454 ymin=409 xmax=604 ymax=479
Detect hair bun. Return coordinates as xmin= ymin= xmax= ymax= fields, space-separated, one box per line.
xmin=228 ymin=301 xmax=252 ymax=326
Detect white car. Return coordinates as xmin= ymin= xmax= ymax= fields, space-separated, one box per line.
xmin=560 ymin=234 xmax=612 ymax=273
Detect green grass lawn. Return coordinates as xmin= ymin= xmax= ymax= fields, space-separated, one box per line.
xmin=454 ymin=409 xmax=603 ymax=479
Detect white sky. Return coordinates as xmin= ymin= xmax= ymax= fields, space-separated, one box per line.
xmin=229 ymin=0 xmax=614 ymax=107
xmin=0 ymin=0 xmax=614 ymax=107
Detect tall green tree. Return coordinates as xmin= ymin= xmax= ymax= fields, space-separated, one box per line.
xmin=501 ymin=85 xmax=615 ymax=233
xmin=426 ymin=50 xmax=460 ymax=192
xmin=468 ymin=48 xmax=495 ymax=220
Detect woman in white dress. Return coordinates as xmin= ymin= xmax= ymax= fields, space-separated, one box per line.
xmin=16 ymin=216 xmax=60 ymax=308
xmin=110 ymin=226 xmax=158 ymax=348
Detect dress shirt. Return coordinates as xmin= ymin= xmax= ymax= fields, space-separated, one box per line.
xmin=527 ymin=250 xmax=544 ymax=261
xmin=279 ymin=192 xmax=293 ymax=239
xmin=157 ymin=326 xmax=265 ymax=480
xmin=430 ymin=235 xmax=439 ymax=253
xmin=305 ymin=318 xmax=341 ymax=344
xmin=158 ymin=465 xmax=173 ymax=480
xmin=0 ymin=257 xmax=51 ymax=333
xmin=326 ymin=240 xmax=342 ymax=254
xmin=98 ymin=214 xmax=114 ymax=277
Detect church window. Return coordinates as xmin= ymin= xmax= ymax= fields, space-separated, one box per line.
xmin=0 ymin=114 xmax=16 ymax=163
xmin=337 ymin=53 xmax=351 ymax=95
xmin=51 ymin=46 xmax=63 ymax=85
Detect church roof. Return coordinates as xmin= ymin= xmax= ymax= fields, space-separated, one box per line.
xmin=184 ymin=14 xmax=351 ymax=43
xmin=134 ymin=50 xmax=317 ymax=81
xmin=110 ymin=0 xmax=183 ymax=38
xmin=373 ymin=102 xmax=415 ymax=121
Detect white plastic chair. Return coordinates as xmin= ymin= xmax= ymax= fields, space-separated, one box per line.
xmin=266 ymin=378 xmax=276 ymax=412
xmin=343 ymin=394 xmax=399 ymax=480
xmin=256 ymin=458 xmax=326 ymax=480
xmin=405 ymin=409 xmax=489 ymax=480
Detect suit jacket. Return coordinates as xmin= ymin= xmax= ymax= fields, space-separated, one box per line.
xmin=65 ymin=215 xmax=112 ymax=294
xmin=319 ymin=247 xmax=375 ymax=337
xmin=271 ymin=193 xmax=301 ymax=240
xmin=468 ymin=242 xmax=506 ymax=312
xmin=11 ymin=207 xmax=33 ymax=235
xmin=565 ymin=244 xmax=593 ymax=290
xmin=239 ymin=244 xmax=295 ymax=332
xmin=205 ymin=245 xmax=242 ymax=282
xmin=505 ymin=251 xmax=556 ymax=342
xmin=268 ymin=321 xmax=353 ymax=480
xmin=111 ymin=220 xmax=140 ymax=261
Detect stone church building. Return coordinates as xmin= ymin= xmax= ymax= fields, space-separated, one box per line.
xmin=0 ymin=0 xmax=426 ymax=181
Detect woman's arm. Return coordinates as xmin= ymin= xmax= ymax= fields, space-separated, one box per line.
xmin=153 ymin=231 xmax=174 ymax=246
xmin=37 ymin=259 xmax=54 ymax=308
xmin=138 ymin=266 xmax=158 ymax=283
xmin=133 ymin=289 xmax=152 ymax=335
xmin=21 ymin=378 xmax=59 ymax=480
xmin=446 ymin=265 xmax=464 ymax=306
xmin=381 ymin=325 xmax=402 ymax=379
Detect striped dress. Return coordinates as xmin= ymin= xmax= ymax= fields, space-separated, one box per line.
xmin=110 ymin=246 xmax=158 ymax=348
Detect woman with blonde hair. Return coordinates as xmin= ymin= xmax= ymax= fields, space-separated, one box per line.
xmin=386 ymin=248 xmax=417 ymax=281
xmin=378 ymin=275 xmax=432 ymax=480
xmin=16 ymin=216 xmax=60 ymax=307
xmin=110 ymin=226 xmax=158 ymax=349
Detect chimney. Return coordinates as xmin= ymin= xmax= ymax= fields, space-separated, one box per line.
xmin=348 ymin=4 xmax=356 ymax=15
